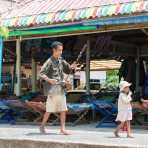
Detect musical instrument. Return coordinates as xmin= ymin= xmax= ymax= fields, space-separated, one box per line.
xmin=63 ymin=44 xmax=88 ymax=91
xmin=57 ymin=80 xmax=72 ymax=91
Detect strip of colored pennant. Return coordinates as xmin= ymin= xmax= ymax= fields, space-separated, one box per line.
xmin=1 ymin=0 xmax=148 ymax=27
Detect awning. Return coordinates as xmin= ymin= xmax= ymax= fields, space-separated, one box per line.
xmin=1 ymin=0 xmax=148 ymax=28
xmin=8 ymin=14 xmax=148 ymax=37
xmin=82 ymin=14 xmax=148 ymax=26
xmin=9 ymin=25 xmax=97 ymax=37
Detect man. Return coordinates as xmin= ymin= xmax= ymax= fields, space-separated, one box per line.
xmin=39 ymin=41 xmax=76 ymax=135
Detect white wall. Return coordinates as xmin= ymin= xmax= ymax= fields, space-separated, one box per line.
xmin=78 ymin=71 xmax=106 ymax=86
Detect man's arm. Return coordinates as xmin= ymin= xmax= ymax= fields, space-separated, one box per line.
xmin=40 ymin=59 xmax=57 ymax=84
xmin=62 ymin=60 xmax=72 ymax=74
xmin=62 ymin=60 xmax=77 ymax=75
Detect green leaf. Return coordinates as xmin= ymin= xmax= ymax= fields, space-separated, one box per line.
xmin=0 ymin=27 xmax=9 ymax=39
xmin=106 ymin=70 xmax=119 ymax=88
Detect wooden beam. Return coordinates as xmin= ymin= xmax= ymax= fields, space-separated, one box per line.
xmin=15 ymin=37 xmax=21 ymax=96
xmin=0 ymin=37 xmax=3 ymax=91
xmin=31 ymin=58 xmax=37 ymax=92
xmin=86 ymin=40 xmax=90 ymax=95
xmin=5 ymin=23 xmax=148 ymax=42
xmin=136 ymin=47 xmax=140 ymax=93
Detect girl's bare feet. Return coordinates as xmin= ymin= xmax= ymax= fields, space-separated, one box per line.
xmin=39 ymin=126 xmax=46 ymax=134
xmin=60 ymin=130 xmax=70 ymax=135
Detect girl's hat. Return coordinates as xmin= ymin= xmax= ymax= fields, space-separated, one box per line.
xmin=119 ymin=81 xmax=131 ymax=91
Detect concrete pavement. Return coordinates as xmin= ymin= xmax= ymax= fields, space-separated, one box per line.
xmin=0 ymin=124 xmax=147 ymax=148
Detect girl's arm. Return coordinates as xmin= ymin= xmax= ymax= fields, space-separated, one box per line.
xmin=120 ymin=93 xmax=132 ymax=104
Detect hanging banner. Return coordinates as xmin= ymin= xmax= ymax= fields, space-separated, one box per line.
xmin=0 ymin=36 xmax=3 ymax=91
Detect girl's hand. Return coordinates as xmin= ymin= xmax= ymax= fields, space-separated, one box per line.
xmin=128 ymin=91 xmax=132 ymax=96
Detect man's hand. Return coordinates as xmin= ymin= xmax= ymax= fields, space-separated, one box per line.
xmin=48 ymin=79 xmax=57 ymax=85
xmin=70 ymin=62 xmax=78 ymax=70
xmin=65 ymin=80 xmax=72 ymax=90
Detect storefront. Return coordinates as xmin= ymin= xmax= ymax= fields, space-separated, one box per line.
xmin=0 ymin=0 xmax=148 ymax=97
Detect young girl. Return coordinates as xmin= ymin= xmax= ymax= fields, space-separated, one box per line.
xmin=114 ymin=81 xmax=133 ymax=138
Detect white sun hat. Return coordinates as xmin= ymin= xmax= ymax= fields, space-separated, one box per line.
xmin=119 ymin=81 xmax=131 ymax=91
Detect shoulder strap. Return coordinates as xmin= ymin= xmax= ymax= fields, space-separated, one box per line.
xmin=58 ymin=58 xmax=64 ymax=81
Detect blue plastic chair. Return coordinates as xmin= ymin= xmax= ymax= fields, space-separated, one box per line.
xmin=92 ymin=100 xmax=117 ymax=127
xmin=67 ymin=103 xmax=94 ymax=126
xmin=83 ymin=94 xmax=117 ymax=128
xmin=0 ymin=101 xmax=15 ymax=124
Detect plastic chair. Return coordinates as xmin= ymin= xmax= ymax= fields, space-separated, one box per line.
xmin=84 ymin=94 xmax=117 ymax=128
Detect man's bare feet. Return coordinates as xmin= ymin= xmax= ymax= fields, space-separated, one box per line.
xmin=39 ymin=126 xmax=46 ymax=134
xmin=114 ymin=131 xmax=120 ymax=138
xmin=60 ymin=130 xmax=70 ymax=135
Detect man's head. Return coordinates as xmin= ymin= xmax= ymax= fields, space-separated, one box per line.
xmin=51 ymin=41 xmax=63 ymax=59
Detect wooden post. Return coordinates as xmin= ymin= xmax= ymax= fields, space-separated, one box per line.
xmin=15 ymin=37 xmax=21 ymax=96
xmin=0 ymin=37 xmax=3 ymax=91
xmin=136 ymin=47 xmax=140 ymax=93
xmin=86 ymin=40 xmax=90 ymax=95
xmin=31 ymin=58 xmax=37 ymax=92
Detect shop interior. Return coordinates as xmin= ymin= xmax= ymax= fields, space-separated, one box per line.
xmin=1 ymin=28 xmax=148 ymax=126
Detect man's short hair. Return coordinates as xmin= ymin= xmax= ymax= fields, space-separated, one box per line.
xmin=50 ymin=41 xmax=63 ymax=49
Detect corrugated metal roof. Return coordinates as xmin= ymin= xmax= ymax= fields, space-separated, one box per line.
xmin=1 ymin=0 xmax=143 ymax=18
xmin=77 ymin=60 xmax=121 ymax=71
xmin=0 ymin=0 xmax=32 ymax=15
xmin=0 ymin=0 xmax=16 ymax=15
xmin=90 ymin=60 xmax=121 ymax=70
xmin=1 ymin=0 xmax=148 ymax=28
